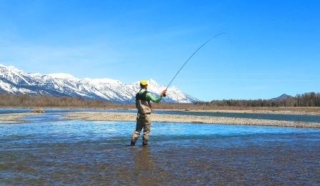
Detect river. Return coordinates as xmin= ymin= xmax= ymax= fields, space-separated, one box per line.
xmin=1 ymin=109 xmax=320 ymax=185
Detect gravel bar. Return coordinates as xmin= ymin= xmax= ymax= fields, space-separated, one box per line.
xmin=65 ymin=112 xmax=320 ymax=128
xmin=0 ymin=113 xmax=39 ymax=123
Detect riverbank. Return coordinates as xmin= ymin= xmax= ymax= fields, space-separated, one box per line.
xmin=65 ymin=112 xmax=320 ymax=128
xmin=1 ymin=108 xmax=320 ymax=128
xmin=0 ymin=113 xmax=39 ymax=123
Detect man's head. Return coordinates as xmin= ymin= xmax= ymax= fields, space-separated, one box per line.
xmin=140 ymin=80 xmax=148 ymax=89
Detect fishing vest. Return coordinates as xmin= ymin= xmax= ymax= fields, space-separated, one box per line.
xmin=136 ymin=90 xmax=152 ymax=114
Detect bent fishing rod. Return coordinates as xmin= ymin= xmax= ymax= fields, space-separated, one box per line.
xmin=166 ymin=32 xmax=226 ymax=90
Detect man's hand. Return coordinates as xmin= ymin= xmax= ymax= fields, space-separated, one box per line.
xmin=161 ymin=89 xmax=167 ymax=97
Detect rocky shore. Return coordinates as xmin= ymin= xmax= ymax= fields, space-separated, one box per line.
xmin=65 ymin=112 xmax=320 ymax=128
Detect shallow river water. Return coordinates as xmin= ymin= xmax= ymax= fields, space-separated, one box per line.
xmin=1 ymin=110 xmax=320 ymax=185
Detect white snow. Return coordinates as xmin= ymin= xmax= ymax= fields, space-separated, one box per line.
xmin=0 ymin=64 xmax=198 ymax=103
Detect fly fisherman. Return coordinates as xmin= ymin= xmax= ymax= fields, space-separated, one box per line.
xmin=130 ymin=80 xmax=167 ymax=146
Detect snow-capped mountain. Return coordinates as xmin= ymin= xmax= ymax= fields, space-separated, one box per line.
xmin=0 ymin=64 xmax=198 ymax=103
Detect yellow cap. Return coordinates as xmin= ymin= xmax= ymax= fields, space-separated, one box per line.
xmin=140 ymin=80 xmax=148 ymax=86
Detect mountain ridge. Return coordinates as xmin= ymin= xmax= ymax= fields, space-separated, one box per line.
xmin=0 ymin=64 xmax=198 ymax=103
xmin=270 ymin=94 xmax=293 ymax=101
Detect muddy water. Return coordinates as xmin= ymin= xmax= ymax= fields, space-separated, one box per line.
xmin=1 ymin=120 xmax=320 ymax=185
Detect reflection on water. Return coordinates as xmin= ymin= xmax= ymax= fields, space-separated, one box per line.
xmin=1 ymin=120 xmax=320 ymax=185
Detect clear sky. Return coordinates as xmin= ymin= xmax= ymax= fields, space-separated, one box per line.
xmin=0 ymin=0 xmax=319 ymax=101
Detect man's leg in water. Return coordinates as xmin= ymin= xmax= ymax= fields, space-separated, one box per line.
xmin=131 ymin=114 xmax=143 ymax=146
xmin=142 ymin=114 xmax=151 ymax=146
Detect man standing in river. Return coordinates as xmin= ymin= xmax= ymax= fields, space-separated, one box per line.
xmin=130 ymin=80 xmax=167 ymax=146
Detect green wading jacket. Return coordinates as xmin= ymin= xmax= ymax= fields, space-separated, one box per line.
xmin=136 ymin=89 xmax=162 ymax=114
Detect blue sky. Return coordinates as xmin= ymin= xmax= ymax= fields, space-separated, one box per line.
xmin=0 ymin=0 xmax=319 ymax=101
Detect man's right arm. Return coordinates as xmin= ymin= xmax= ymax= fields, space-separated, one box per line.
xmin=146 ymin=89 xmax=167 ymax=103
xmin=146 ymin=93 xmax=162 ymax=103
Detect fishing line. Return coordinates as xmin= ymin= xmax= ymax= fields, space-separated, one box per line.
xmin=166 ymin=32 xmax=227 ymax=89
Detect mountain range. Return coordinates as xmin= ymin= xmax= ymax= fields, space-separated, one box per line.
xmin=0 ymin=64 xmax=198 ymax=103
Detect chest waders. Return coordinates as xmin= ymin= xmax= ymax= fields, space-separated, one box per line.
xmin=135 ymin=91 xmax=152 ymax=114
xmin=131 ymin=90 xmax=152 ymax=146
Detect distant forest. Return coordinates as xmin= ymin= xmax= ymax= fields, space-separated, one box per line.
xmin=196 ymin=92 xmax=320 ymax=107
xmin=0 ymin=94 xmax=122 ymax=108
xmin=0 ymin=92 xmax=320 ymax=108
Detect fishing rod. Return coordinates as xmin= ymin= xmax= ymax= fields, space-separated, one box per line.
xmin=166 ymin=32 xmax=226 ymax=89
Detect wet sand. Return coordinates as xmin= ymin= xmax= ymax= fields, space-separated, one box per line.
xmin=65 ymin=112 xmax=320 ymax=128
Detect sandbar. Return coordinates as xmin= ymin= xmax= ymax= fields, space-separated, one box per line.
xmin=0 ymin=113 xmax=39 ymax=123
xmin=1 ymin=109 xmax=320 ymax=128
xmin=65 ymin=112 xmax=320 ymax=128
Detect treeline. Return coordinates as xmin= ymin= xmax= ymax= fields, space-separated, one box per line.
xmin=195 ymin=92 xmax=320 ymax=107
xmin=0 ymin=94 xmax=180 ymax=109
xmin=1 ymin=92 xmax=320 ymax=109
xmin=0 ymin=94 xmax=126 ymax=108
